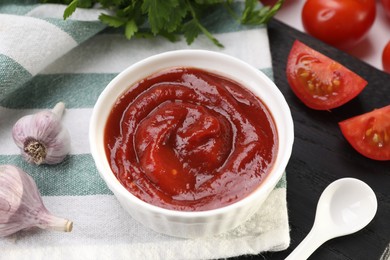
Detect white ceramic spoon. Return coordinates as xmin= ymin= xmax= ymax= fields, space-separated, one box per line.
xmin=285 ymin=178 xmax=378 ymax=260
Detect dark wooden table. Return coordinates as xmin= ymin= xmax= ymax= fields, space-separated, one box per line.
xmin=233 ymin=19 xmax=390 ymax=260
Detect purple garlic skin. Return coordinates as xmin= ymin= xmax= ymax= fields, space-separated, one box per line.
xmin=0 ymin=165 xmax=73 ymax=237
xmin=12 ymin=102 xmax=71 ymax=165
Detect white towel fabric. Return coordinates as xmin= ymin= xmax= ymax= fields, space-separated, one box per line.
xmin=0 ymin=2 xmax=290 ymax=259
xmin=381 ymin=244 xmax=390 ymax=260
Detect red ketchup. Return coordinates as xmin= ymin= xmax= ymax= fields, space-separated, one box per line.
xmin=104 ymin=67 xmax=278 ymax=211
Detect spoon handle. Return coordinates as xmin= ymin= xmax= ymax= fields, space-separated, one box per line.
xmin=285 ymin=227 xmax=328 ymax=260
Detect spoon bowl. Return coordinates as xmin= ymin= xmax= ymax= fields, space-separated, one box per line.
xmin=326 ymin=178 xmax=377 ymax=235
xmin=286 ymin=178 xmax=377 ymax=260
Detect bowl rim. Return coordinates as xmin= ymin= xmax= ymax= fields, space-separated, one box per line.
xmin=89 ymin=49 xmax=294 ymax=218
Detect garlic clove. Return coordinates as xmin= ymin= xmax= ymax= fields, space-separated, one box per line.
xmin=0 ymin=165 xmax=73 ymax=237
xmin=12 ymin=102 xmax=71 ymax=165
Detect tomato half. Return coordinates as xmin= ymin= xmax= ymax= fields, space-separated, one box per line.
xmin=382 ymin=41 xmax=390 ymax=74
xmin=301 ymin=0 xmax=376 ymax=50
xmin=339 ymin=105 xmax=390 ymax=161
xmin=382 ymin=0 xmax=390 ymax=17
xmin=286 ymin=40 xmax=368 ymax=110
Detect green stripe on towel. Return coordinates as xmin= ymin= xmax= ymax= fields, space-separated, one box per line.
xmin=276 ymin=173 xmax=286 ymax=189
xmin=260 ymin=68 xmax=274 ymax=81
xmin=42 ymin=18 xmax=106 ymax=44
xmin=0 ymin=73 xmax=116 ymax=108
xmin=0 ymin=154 xmax=112 ymax=196
xmin=0 ymin=0 xmax=39 ymax=14
xmin=0 ymin=54 xmax=32 ymax=99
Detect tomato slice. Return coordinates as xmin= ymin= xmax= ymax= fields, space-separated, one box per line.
xmin=339 ymin=105 xmax=390 ymax=161
xmin=286 ymin=40 xmax=368 ymax=110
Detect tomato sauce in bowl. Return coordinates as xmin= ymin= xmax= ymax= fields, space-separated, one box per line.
xmin=104 ymin=67 xmax=278 ymax=211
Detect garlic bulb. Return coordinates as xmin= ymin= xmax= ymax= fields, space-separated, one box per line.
xmin=12 ymin=102 xmax=71 ymax=165
xmin=0 ymin=165 xmax=73 ymax=237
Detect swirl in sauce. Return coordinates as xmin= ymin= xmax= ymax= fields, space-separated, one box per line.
xmin=105 ymin=67 xmax=277 ymax=211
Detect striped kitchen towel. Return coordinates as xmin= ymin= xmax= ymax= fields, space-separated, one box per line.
xmin=0 ymin=1 xmax=290 ymax=259
xmin=0 ymin=0 xmax=106 ymax=98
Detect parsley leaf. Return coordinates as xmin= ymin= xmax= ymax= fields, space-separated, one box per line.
xmin=125 ymin=19 xmax=138 ymax=39
xmin=99 ymin=13 xmax=126 ymax=28
xmin=141 ymin=0 xmax=188 ymax=34
xmin=41 ymin=0 xmax=285 ymax=47
xmin=183 ymin=19 xmax=201 ymax=46
xmin=242 ymin=0 xmax=284 ymax=25
xmin=185 ymin=0 xmax=224 ymax=47
xmin=63 ymin=0 xmax=78 ymax=19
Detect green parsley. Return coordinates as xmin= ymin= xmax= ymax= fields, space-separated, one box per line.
xmin=40 ymin=0 xmax=284 ymax=47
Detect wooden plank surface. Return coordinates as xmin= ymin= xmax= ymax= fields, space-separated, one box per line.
xmin=233 ymin=18 xmax=390 ymax=260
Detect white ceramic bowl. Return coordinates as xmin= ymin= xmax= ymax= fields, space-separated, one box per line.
xmin=89 ymin=50 xmax=294 ymax=238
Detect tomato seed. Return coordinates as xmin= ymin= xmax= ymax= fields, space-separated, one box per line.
xmin=300 ymin=72 xmax=310 ymax=77
xmin=366 ymin=128 xmax=373 ymax=136
xmin=332 ymin=79 xmax=340 ymax=86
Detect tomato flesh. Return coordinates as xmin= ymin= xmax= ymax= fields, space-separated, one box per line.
xmin=382 ymin=41 xmax=390 ymax=74
xmin=286 ymin=40 xmax=367 ymax=110
xmin=301 ymin=0 xmax=376 ymax=50
xmin=339 ymin=105 xmax=390 ymax=161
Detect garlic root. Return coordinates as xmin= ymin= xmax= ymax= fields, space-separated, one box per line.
xmin=12 ymin=102 xmax=71 ymax=165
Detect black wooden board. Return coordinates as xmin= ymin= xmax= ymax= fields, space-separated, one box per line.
xmin=232 ymin=19 xmax=390 ymax=260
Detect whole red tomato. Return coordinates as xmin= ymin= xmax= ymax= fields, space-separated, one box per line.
xmin=301 ymin=0 xmax=376 ymax=50
xmin=383 ymin=41 xmax=390 ymax=73
xmin=382 ymin=0 xmax=390 ymax=17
